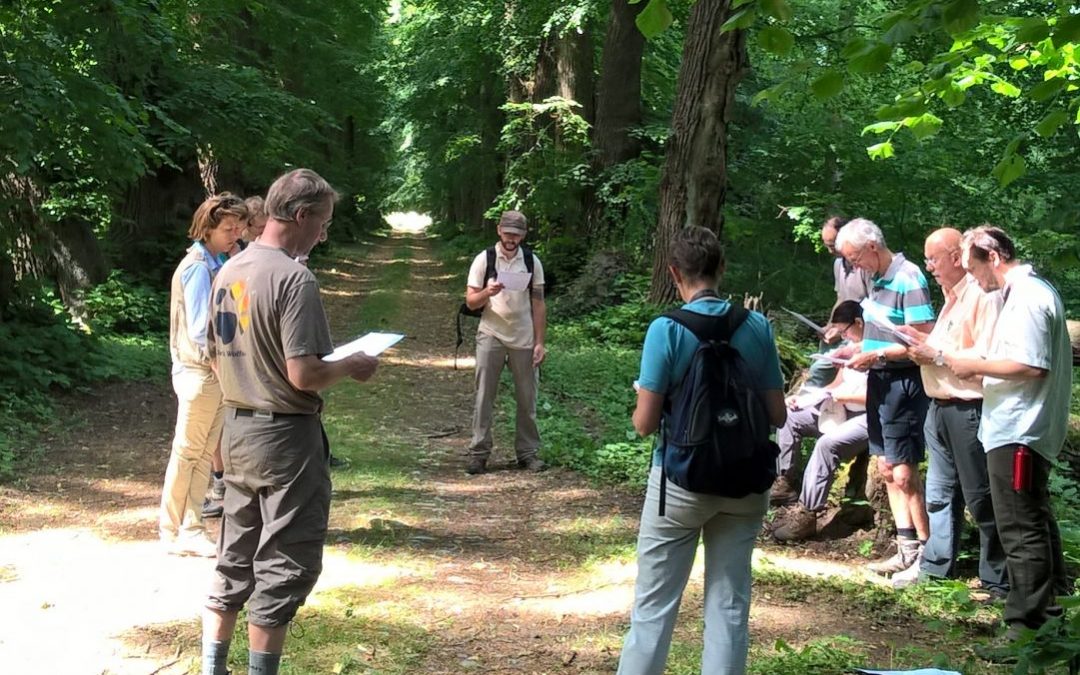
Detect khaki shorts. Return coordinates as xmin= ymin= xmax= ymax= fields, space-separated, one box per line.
xmin=207 ymin=408 xmax=330 ymax=627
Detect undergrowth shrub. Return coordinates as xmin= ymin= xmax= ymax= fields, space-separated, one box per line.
xmin=0 ymin=284 xmax=167 ymax=478
xmin=83 ymin=270 xmax=168 ymax=334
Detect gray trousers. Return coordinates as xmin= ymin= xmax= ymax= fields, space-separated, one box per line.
xmin=920 ymin=400 xmax=1007 ymax=591
xmin=208 ymin=410 xmax=330 ymax=627
xmin=617 ymin=466 xmax=766 ymax=675
xmin=796 ymin=413 xmax=868 ymax=512
xmin=469 ymin=331 xmax=540 ymax=461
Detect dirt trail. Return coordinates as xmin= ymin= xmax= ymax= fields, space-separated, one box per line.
xmin=0 ymin=228 xmax=952 ymax=674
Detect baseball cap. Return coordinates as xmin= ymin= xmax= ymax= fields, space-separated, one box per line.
xmin=498 ymin=210 xmax=527 ymax=235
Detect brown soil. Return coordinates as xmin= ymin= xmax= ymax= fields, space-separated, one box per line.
xmin=0 ymin=229 xmax=989 ymax=674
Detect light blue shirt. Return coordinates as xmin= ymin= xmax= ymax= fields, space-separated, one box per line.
xmin=979 ymin=265 xmax=1073 ymax=460
xmin=180 ymin=242 xmax=223 ymax=351
xmin=639 ymin=297 xmax=785 ymax=465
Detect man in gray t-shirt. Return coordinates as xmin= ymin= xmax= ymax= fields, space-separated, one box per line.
xmin=202 ymin=169 xmax=378 ymax=675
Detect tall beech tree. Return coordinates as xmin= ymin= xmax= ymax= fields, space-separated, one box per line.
xmin=648 ymin=0 xmax=747 ymax=303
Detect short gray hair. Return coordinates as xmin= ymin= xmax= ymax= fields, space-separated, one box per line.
xmin=835 ymin=217 xmax=886 ymax=250
xmin=265 ymin=168 xmax=339 ymax=222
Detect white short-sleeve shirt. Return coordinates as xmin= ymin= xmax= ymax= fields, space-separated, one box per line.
xmin=979 ymin=265 xmax=1073 ymax=460
xmin=467 ymin=244 xmax=545 ymax=350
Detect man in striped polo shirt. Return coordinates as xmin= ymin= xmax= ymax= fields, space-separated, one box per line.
xmin=838 ymin=219 xmax=935 ymax=579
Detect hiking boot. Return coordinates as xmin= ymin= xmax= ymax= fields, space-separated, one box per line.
xmin=890 ymin=543 xmax=926 ymax=589
xmin=201 ymin=498 xmax=224 ymax=519
xmin=328 ymin=454 xmax=349 ymax=469
xmin=518 ymin=456 xmax=546 ymax=472
xmin=769 ymin=474 xmax=798 ymax=506
xmin=867 ymin=538 xmax=921 ymax=576
xmin=465 ymin=457 xmax=487 ymax=475
xmin=773 ymin=504 xmax=817 ymax=543
xmin=210 ymin=476 xmax=226 ymax=501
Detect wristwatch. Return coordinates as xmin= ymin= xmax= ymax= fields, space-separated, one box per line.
xmin=934 ymin=350 xmax=946 ymax=367
xmin=875 ymin=349 xmax=887 ymax=365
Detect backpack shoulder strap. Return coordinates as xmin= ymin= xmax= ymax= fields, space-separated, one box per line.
xmin=663 ymin=305 xmax=750 ymax=343
xmin=484 ymin=246 xmax=497 ymax=283
xmin=521 ymin=245 xmax=534 ymax=293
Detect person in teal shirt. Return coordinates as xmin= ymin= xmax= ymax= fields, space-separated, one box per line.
xmin=617 ymin=226 xmax=786 ymax=675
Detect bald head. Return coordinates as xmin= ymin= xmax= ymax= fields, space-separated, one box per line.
xmin=926 ymin=227 xmax=962 ymax=250
xmin=923 ymin=227 xmax=964 ymax=289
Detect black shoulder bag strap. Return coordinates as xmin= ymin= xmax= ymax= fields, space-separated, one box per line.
xmin=655 ymin=295 xmax=749 ymax=516
xmin=455 ymin=247 xmax=500 ymax=370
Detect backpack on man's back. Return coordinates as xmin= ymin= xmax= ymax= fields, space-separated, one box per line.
xmin=658 ymin=305 xmax=779 ymax=514
xmin=454 ymin=245 xmax=537 ymax=368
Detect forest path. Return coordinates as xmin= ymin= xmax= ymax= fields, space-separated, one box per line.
xmin=0 ymin=228 xmax=978 ymax=674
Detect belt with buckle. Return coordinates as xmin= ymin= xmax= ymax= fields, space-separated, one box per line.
xmin=232 ymin=407 xmax=313 ymax=421
xmin=932 ymin=397 xmax=979 ymax=407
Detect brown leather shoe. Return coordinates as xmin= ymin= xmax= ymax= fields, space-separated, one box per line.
xmin=769 ymin=474 xmax=798 ymax=505
xmin=465 ymin=457 xmax=487 ymax=475
xmin=773 ymin=505 xmax=817 ymax=542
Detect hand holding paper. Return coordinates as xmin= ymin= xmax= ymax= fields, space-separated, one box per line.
xmin=323 ymin=332 xmax=405 ymax=362
xmin=497 ymin=270 xmax=532 ymax=292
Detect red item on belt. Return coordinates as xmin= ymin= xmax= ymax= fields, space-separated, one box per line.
xmin=1013 ymin=445 xmax=1033 ymax=492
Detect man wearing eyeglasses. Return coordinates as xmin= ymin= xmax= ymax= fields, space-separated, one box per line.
xmin=838 ymin=218 xmax=935 ymax=581
xmin=944 ymin=226 xmax=1071 ymax=651
xmin=890 ymin=228 xmax=1006 ymax=594
xmin=202 ymin=169 xmax=378 ymax=675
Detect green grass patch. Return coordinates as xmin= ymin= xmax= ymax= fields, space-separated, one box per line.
xmin=348 ymin=240 xmax=413 ymax=331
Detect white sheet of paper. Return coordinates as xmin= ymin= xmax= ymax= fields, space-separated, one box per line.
xmin=810 ymin=353 xmax=850 ymax=366
xmin=322 ymin=332 xmax=405 ymax=362
xmin=794 ymin=387 xmax=832 ymax=410
xmin=781 ymin=307 xmax=826 ymax=336
xmin=497 ymin=270 xmax=533 ymax=292
xmin=855 ymin=665 xmax=959 ymax=669
xmin=859 ymin=300 xmax=916 ymax=345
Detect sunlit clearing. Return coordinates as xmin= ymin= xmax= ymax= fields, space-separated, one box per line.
xmin=382 ymin=354 xmax=473 ymax=369
xmin=0 ymin=528 xmax=421 ymax=672
xmin=752 ymin=548 xmax=886 ymax=585
xmin=385 ymin=211 xmax=432 ymax=233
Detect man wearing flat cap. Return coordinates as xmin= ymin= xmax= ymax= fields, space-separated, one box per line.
xmin=463 ymin=210 xmax=547 ymax=475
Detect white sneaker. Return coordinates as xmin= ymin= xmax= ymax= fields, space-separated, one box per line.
xmin=170 ymin=534 xmax=217 ymax=558
xmin=891 ymin=544 xmax=925 ymax=589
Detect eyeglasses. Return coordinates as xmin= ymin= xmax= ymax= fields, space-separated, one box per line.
xmin=924 ymin=248 xmax=959 ymax=270
xmin=846 ymin=247 xmax=869 ymax=267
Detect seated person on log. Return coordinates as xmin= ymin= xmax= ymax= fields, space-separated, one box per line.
xmin=771 ymin=301 xmax=871 ymax=542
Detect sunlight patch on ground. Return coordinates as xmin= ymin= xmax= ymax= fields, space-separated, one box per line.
xmin=753 ymin=548 xmax=887 ymax=586
xmin=382 ymin=354 xmax=473 ymax=370
xmin=385 ymin=211 xmax=432 ymax=233
xmin=508 ymin=560 xmax=637 ymax=618
xmin=92 ymin=505 xmax=158 ymax=528
xmin=321 ymin=288 xmax=365 ymax=298
xmin=0 ymin=528 xmax=426 ymax=673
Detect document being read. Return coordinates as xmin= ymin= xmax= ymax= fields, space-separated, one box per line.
xmin=497 ymin=270 xmax=532 ymax=292
xmin=781 ymin=307 xmax=826 ymax=337
xmin=322 ymin=332 xmax=405 ymax=362
xmin=859 ymin=300 xmax=916 ymax=345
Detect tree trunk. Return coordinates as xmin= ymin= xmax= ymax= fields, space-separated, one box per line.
xmin=112 ymin=163 xmax=207 ymax=283
xmin=556 ymin=25 xmax=595 ymax=127
xmin=593 ymin=0 xmax=646 ymax=168
xmin=648 ymin=0 xmax=748 ymax=304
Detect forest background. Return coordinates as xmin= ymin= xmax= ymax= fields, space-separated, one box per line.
xmin=2 ymin=0 xmax=1080 ymax=666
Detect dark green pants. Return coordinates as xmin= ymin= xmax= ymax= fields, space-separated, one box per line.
xmin=987 ymin=444 xmax=1069 ymax=631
